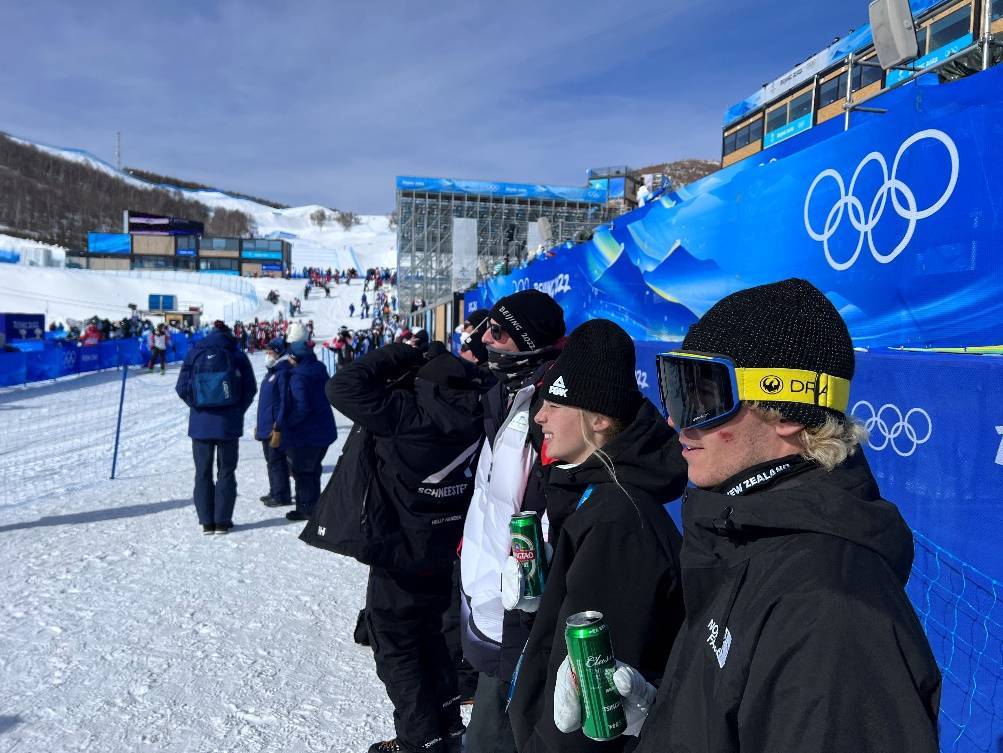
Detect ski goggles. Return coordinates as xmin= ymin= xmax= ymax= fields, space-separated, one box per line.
xmin=655 ymin=350 xmax=851 ymax=430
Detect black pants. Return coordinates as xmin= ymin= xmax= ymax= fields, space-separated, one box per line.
xmin=465 ymin=673 xmax=518 ymax=753
xmin=148 ymin=348 xmax=167 ymax=370
xmin=286 ymin=444 xmax=327 ymax=515
xmin=260 ymin=440 xmax=291 ymax=503
xmin=442 ymin=561 xmax=479 ymax=701
xmin=367 ymin=567 xmax=460 ymax=752
xmin=191 ymin=439 xmax=238 ymax=526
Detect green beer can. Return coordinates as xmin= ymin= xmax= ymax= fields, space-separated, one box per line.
xmin=510 ymin=511 xmax=548 ymax=598
xmin=565 ymin=610 xmax=626 ymax=741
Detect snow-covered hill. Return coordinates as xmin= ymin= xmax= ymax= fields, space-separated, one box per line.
xmin=3 ymin=133 xmax=397 ymax=271
xmin=0 ymin=263 xmax=387 ymax=343
xmin=0 ymin=266 xmax=248 ymax=324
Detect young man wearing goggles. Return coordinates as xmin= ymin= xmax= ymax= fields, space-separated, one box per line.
xmin=555 ymin=278 xmax=941 ymax=752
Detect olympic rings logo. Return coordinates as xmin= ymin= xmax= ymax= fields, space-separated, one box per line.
xmin=804 ymin=129 xmax=959 ymax=271
xmin=851 ymin=401 xmax=932 ymax=458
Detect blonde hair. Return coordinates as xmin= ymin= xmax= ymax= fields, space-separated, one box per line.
xmin=748 ymin=403 xmax=869 ymax=472
xmin=577 ymin=409 xmax=642 ymax=525
xmin=581 ymin=410 xmax=625 ymax=444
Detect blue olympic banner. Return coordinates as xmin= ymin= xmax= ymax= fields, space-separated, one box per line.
xmin=467 ymin=65 xmax=1003 ymax=349
xmin=1 ymin=313 xmax=46 ymax=341
xmin=395 ymin=175 xmax=607 ymax=204
xmin=0 ymin=333 xmax=206 ymax=387
xmin=851 ymin=350 xmax=1003 ymax=752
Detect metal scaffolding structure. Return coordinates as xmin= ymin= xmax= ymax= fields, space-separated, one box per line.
xmin=395 ymin=176 xmax=616 ymax=309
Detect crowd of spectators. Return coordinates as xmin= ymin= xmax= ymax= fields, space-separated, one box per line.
xmin=40 ymin=315 xmax=201 ymax=347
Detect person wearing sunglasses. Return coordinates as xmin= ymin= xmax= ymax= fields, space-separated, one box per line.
xmin=460 ymin=289 xmax=566 ymax=753
xmin=557 ymin=279 xmax=941 ymax=753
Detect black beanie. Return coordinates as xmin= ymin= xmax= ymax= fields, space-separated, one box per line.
xmin=489 ymin=290 xmax=566 ymax=352
xmin=417 ymin=350 xmax=475 ymax=389
xmin=465 ymin=309 xmax=490 ymax=328
xmin=539 ymin=319 xmax=642 ymax=422
xmin=682 ymin=278 xmax=854 ymax=428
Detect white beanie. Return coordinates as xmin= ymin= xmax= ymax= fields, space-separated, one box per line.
xmin=287 ymin=321 xmax=308 ymax=343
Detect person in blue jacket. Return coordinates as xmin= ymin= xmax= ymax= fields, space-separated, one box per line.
xmin=175 ymin=321 xmax=257 ymax=534
xmin=255 ymin=337 xmax=293 ymax=508
xmin=278 ymin=339 xmax=337 ymax=521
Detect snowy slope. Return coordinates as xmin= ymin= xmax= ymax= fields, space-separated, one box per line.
xmin=0 ymin=260 xmax=387 ymax=341
xmin=0 ymin=232 xmax=67 ymax=265
xmin=0 ymin=266 xmax=248 ymax=324
xmin=247 ymin=277 xmax=394 ymax=341
xmin=5 ymin=133 xmax=397 ymax=271
xmin=0 ymin=356 xmax=400 ymax=752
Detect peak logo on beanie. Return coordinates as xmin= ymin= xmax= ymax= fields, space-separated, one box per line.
xmin=540 ymin=319 xmax=641 ymax=422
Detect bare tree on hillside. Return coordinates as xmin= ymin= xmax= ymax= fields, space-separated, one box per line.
xmin=335 ymin=210 xmax=360 ymax=230
xmin=311 ymin=208 xmax=328 ymax=229
xmin=0 ymin=134 xmax=256 ymax=248
xmin=208 ymin=208 xmax=256 ymax=238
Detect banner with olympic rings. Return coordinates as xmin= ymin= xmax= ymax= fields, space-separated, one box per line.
xmin=466 ymin=64 xmax=1003 ymax=349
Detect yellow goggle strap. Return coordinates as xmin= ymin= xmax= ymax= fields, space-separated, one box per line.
xmin=734 ymin=367 xmax=850 ymax=413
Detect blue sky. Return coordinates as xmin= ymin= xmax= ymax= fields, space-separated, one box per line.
xmin=2 ymin=0 xmax=867 ymax=212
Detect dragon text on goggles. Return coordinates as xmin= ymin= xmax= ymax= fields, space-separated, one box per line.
xmin=656 ymin=351 xmax=850 ymax=430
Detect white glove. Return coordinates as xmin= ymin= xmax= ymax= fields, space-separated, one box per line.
xmin=553 ymin=655 xmax=582 ymax=733
xmin=500 ymin=542 xmax=553 ymax=613
xmin=553 ymin=656 xmax=656 ymax=737
xmin=612 ymin=661 xmax=657 ymax=736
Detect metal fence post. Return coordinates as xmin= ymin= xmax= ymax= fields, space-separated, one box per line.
xmin=110 ymin=363 xmax=128 ymax=479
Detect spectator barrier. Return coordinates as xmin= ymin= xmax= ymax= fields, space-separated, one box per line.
xmin=99 ymin=269 xmax=260 ymax=323
xmin=0 ymin=333 xmax=205 ymax=388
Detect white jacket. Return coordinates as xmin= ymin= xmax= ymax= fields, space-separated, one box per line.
xmin=460 ymin=382 xmax=538 ymax=672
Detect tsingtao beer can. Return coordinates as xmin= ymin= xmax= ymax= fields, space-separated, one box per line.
xmin=565 ymin=610 xmax=626 ymax=741
xmin=510 ymin=511 xmax=548 ymax=598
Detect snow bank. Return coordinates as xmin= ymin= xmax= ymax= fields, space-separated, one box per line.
xmin=0 ymin=232 xmax=68 ymax=266
xmin=0 ymin=267 xmax=246 ymax=324
xmin=0 ymin=356 xmax=399 ymax=751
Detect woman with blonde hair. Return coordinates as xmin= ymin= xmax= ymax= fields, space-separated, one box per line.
xmin=505 ymin=318 xmax=687 ymax=752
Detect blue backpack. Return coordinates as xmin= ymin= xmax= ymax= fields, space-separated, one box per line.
xmin=191 ymin=344 xmax=242 ymax=408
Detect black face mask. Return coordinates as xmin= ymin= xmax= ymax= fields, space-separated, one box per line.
xmin=487 ymin=345 xmax=555 ymax=389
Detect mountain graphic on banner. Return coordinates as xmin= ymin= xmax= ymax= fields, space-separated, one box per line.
xmin=643 ymin=241 xmax=744 ymax=317
xmin=584 ymin=246 xmax=698 ymax=340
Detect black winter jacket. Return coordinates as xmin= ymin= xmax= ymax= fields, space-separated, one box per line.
xmin=509 ymin=398 xmax=688 ymax=753
xmin=301 ymin=344 xmax=490 ymax=574
xmin=632 ymin=451 xmax=941 ymax=753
